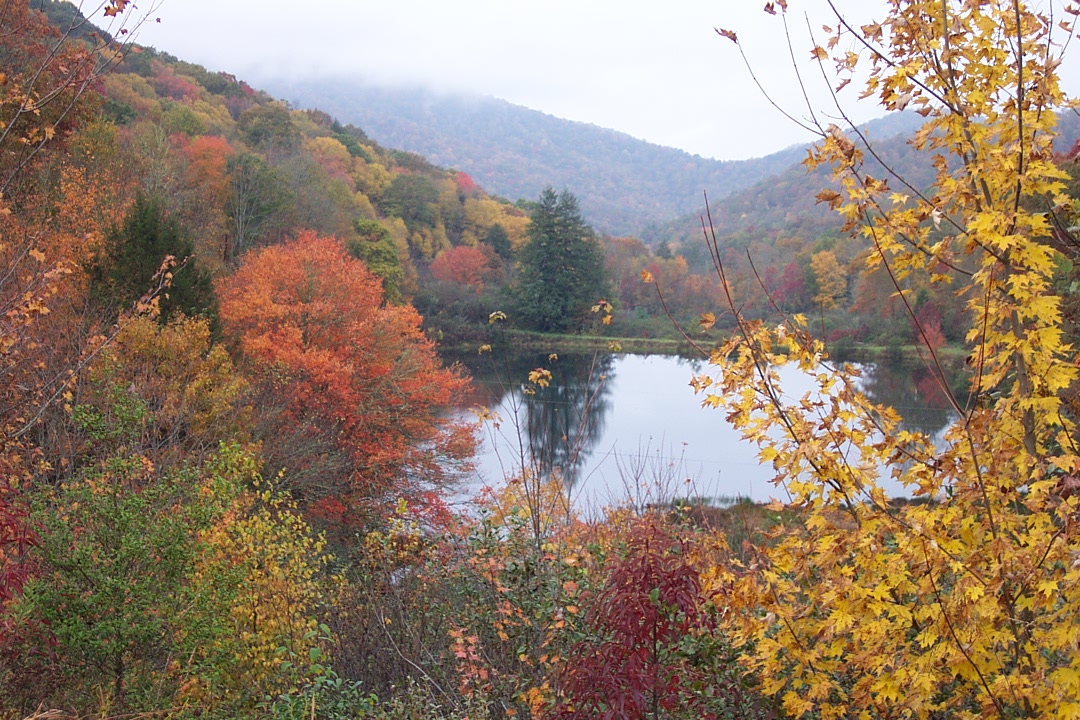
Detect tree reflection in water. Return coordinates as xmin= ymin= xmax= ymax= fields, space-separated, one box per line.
xmin=854 ymin=357 xmax=968 ymax=440
xmin=525 ymin=353 xmax=614 ymax=488
xmin=452 ymin=351 xmax=614 ymax=490
xmin=446 ymin=349 xmax=970 ymax=507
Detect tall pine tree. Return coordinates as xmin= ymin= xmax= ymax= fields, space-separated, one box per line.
xmin=514 ymin=188 xmax=606 ymax=333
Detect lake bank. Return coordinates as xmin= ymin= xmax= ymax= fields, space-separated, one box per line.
xmin=438 ymin=328 xmax=972 ymax=366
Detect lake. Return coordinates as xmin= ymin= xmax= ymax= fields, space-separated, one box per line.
xmin=446 ymin=349 xmax=961 ymax=510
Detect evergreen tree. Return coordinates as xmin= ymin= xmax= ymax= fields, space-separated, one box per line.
xmin=90 ymin=194 xmax=218 ymax=329
xmin=483 ymin=223 xmax=512 ymax=260
xmin=514 ymin=188 xmax=607 ymax=333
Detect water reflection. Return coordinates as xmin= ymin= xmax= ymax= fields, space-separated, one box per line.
xmin=449 ymin=351 xmax=613 ymax=488
xmin=855 ymin=357 xmax=966 ymax=440
xmin=524 ymin=353 xmax=613 ymax=488
xmin=446 ymin=349 xmax=966 ymax=506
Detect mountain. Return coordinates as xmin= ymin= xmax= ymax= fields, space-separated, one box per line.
xmin=656 ymin=109 xmax=1080 ymax=263
xmin=261 ymin=78 xmax=918 ymax=236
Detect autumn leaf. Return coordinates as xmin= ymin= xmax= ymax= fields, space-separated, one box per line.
xmin=528 ymin=368 xmax=553 ymax=388
xmin=815 ymin=188 xmax=843 ymax=209
xmin=715 ymin=27 xmax=738 ymax=43
xmin=103 ymin=0 xmax=129 ymax=17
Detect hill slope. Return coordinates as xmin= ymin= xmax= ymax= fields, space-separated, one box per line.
xmin=657 ymin=110 xmax=1080 ymax=260
xmin=263 ymin=77 xmax=872 ymax=235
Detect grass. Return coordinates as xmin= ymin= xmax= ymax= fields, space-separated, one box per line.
xmin=445 ymin=330 xmax=974 ymax=366
xmin=441 ymin=328 xmax=712 ymax=356
xmin=832 ymin=342 xmax=970 ymax=363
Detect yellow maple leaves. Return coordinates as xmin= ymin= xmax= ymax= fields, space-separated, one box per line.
xmin=705 ymin=1 xmax=1080 ymax=717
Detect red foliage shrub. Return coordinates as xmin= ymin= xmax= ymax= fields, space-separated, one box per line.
xmin=550 ymin=519 xmax=719 ymax=720
xmin=430 ymin=244 xmax=502 ymax=292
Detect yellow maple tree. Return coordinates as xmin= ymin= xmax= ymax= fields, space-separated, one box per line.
xmin=707 ymin=1 xmax=1080 ymax=717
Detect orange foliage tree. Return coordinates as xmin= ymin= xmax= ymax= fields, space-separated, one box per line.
xmin=178 ymin=134 xmax=234 ymax=263
xmin=217 ymin=232 xmax=473 ymax=528
xmin=0 ymin=0 xmax=148 ymax=605
xmin=430 ymin=244 xmax=502 ymax=293
xmin=0 ymin=0 xmax=141 ymax=202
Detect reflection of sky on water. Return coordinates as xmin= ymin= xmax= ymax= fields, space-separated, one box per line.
xmin=454 ymin=352 xmax=964 ymax=511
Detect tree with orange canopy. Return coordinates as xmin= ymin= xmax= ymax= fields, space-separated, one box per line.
xmin=218 ymin=232 xmax=473 ymax=528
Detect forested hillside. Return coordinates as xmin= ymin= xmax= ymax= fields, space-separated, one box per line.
xmin=660 ymin=110 xmax=1080 ymax=253
xmin=263 ymin=78 xmax=823 ymax=235
xmin=3 ymin=0 xmax=1080 ymax=719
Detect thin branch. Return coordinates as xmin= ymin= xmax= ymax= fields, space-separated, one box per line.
xmin=715 ymin=30 xmax=820 ymax=136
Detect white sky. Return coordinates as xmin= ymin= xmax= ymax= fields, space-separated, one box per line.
xmin=128 ymin=0 xmax=1077 ymax=161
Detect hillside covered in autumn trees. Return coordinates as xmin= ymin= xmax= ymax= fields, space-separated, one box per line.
xmin=2 ymin=0 xmax=1080 ymax=718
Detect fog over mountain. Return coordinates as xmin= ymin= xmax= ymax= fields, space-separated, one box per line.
xmin=268 ymin=78 xmax=915 ymax=236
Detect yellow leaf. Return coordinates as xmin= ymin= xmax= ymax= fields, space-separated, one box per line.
xmin=528 ymin=368 xmax=552 ymax=387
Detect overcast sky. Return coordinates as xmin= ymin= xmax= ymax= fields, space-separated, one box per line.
xmin=129 ymin=1 xmax=1075 ymax=161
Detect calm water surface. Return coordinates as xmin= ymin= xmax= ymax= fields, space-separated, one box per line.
xmin=448 ymin=350 xmax=959 ymax=509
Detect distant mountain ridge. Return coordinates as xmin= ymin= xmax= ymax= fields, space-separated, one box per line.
xmin=263 ymin=78 xmax=920 ymax=236
xmin=660 ymin=110 xmax=1080 ymax=252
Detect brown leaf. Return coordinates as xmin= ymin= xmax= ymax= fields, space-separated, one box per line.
xmin=715 ymin=27 xmax=738 ymax=43
xmin=816 ymin=189 xmax=844 ymax=210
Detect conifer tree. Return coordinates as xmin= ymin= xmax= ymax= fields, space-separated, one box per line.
xmin=90 ymin=194 xmax=218 ymax=328
xmin=514 ymin=188 xmax=607 ymax=332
